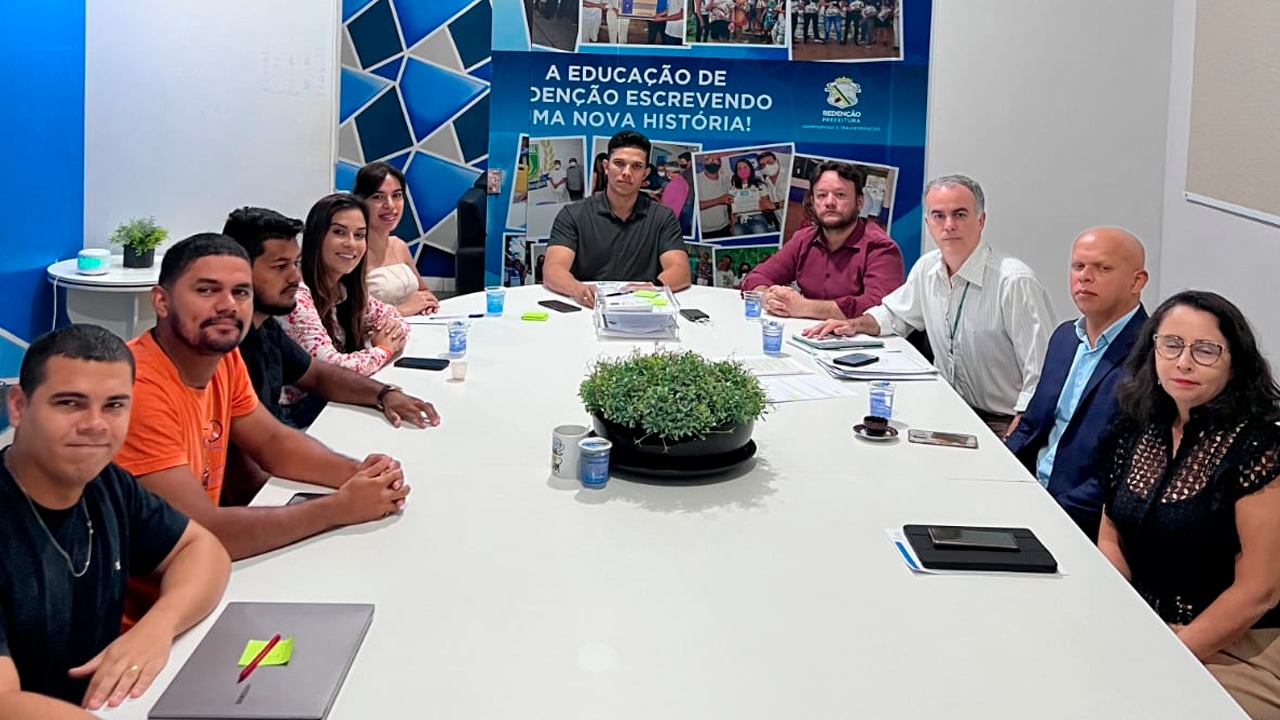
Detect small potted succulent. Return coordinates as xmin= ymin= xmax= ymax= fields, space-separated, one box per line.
xmin=579 ymin=349 xmax=768 ymax=464
xmin=109 ymin=216 xmax=168 ymax=268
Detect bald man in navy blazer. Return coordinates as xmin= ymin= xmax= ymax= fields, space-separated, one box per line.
xmin=1005 ymin=228 xmax=1149 ymax=541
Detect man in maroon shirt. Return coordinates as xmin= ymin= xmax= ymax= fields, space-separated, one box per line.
xmin=742 ymin=161 xmax=904 ymax=320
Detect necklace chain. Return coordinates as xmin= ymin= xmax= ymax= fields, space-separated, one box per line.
xmin=22 ymin=492 xmax=93 ymax=578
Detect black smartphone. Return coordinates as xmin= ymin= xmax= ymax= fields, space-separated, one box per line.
xmin=286 ymin=492 xmax=327 ymax=506
xmin=679 ymin=308 xmax=710 ymax=322
xmin=833 ymin=352 xmax=879 ymax=368
xmin=908 ymin=429 xmax=980 ymax=449
xmin=539 ymin=299 xmax=582 ymax=313
xmin=394 ymin=357 xmax=450 ymax=371
xmin=927 ymin=526 xmax=1019 ymax=551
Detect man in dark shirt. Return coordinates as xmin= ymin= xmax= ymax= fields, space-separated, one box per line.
xmin=221 ymin=207 xmax=440 ymax=429
xmin=0 ymin=324 xmax=228 ymax=716
xmin=544 ymin=131 xmax=691 ymax=307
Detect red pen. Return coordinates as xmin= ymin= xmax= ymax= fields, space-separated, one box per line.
xmin=238 ymin=633 xmax=282 ymax=683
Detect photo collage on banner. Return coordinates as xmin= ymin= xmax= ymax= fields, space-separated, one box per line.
xmin=492 ymin=0 xmax=931 ymax=289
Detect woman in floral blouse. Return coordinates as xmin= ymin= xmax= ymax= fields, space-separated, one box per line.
xmin=277 ymin=193 xmax=409 ymax=415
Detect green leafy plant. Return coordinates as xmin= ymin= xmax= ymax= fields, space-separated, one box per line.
xmin=108 ymin=216 xmax=168 ymax=254
xmin=579 ymin=349 xmax=769 ymax=442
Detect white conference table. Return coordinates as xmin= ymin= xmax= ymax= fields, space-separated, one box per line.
xmin=105 ymin=285 xmax=1245 ymax=719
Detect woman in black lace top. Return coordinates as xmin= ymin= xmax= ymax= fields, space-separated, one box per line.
xmin=1097 ymin=290 xmax=1280 ymax=719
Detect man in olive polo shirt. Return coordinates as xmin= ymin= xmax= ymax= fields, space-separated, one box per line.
xmin=543 ymin=131 xmax=691 ymax=307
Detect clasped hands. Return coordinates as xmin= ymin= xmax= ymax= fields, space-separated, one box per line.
xmin=757 ymin=285 xmax=811 ymax=318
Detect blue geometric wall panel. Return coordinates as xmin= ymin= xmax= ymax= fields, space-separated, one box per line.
xmin=469 ymin=60 xmax=494 ymax=83
xmin=404 ymin=151 xmax=482 ymax=234
xmin=449 ymin=2 xmax=493 ymax=69
xmin=339 ymin=0 xmax=491 ymax=282
xmin=385 ymin=151 xmax=412 ymax=171
xmin=371 ymin=57 xmax=404 ymax=82
xmin=455 ymin=95 xmax=490 ymax=164
xmin=353 ymin=89 xmax=413 ymax=162
xmin=339 ymin=67 xmax=390 ymax=123
xmin=335 ymin=161 xmax=361 ymax=195
xmin=343 ymin=0 xmax=377 ymax=22
xmin=348 ymin=0 xmax=403 ymax=70
xmin=391 ymin=0 xmax=475 ymax=48
xmin=401 ymin=59 xmax=487 ymax=142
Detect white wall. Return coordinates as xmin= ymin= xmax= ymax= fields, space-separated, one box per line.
xmin=84 ymin=0 xmax=339 ymax=249
xmin=1161 ymin=0 xmax=1280 ymax=362
xmin=926 ymin=1 xmax=1175 ymax=322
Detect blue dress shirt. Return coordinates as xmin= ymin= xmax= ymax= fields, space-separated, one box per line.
xmin=1035 ymin=305 xmax=1141 ymax=485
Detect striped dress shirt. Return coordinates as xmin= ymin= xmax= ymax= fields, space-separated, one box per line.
xmin=865 ymin=242 xmax=1055 ymax=416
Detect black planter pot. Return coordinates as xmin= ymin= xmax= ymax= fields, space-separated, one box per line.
xmin=123 ymin=246 xmax=155 ymax=268
xmin=591 ymin=415 xmax=754 ymax=459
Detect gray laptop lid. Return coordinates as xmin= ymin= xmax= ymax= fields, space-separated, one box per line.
xmin=149 ymin=602 xmax=374 ymax=720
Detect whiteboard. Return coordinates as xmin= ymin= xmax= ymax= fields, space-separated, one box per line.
xmin=84 ymin=0 xmax=339 ymax=249
xmin=1185 ymin=0 xmax=1280 ymax=227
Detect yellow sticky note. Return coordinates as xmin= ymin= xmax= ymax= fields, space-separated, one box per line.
xmin=521 ymin=311 xmax=549 ymax=321
xmin=633 ymin=290 xmax=660 ymax=298
xmin=650 ymin=298 xmax=668 ymax=306
xmin=238 ymin=637 xmax=294 ymax=667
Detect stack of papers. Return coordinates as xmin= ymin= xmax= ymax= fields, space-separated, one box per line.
xmin=730 ymin=355 xmax=858 ymax=403
xmin=596 ymin=287 xmax=680 ymax=340
xmin=815 ymin=350 xmax=938 ymax=381
xmin=737 ymin=355 xmax=813 ymax=377
xmin=789 ymin=333 xmax=885 ymax=351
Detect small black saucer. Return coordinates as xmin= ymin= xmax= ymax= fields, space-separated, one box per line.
xmin=609 ymin=440 xmax=758 ymax=479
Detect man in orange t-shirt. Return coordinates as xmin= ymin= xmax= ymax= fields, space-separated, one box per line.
xmin=115 ymin=234 xmax=412 ymax=564
xmin=120 ymin=330 xmax=257 ymax=506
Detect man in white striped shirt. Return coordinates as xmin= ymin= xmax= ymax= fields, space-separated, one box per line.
xmin=805 ymin=174 xmax=1055 ymax=435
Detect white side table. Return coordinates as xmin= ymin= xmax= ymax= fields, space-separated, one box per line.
xmin=46 ymin=256 xmax=161 ymax=339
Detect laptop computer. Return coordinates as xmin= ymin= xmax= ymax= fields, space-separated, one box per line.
xmin=149 ymin=602 xmax=374 ymax=720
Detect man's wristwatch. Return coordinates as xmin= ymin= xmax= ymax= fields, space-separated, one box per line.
xmin=376 ymin=384 xmax=402 ymax=409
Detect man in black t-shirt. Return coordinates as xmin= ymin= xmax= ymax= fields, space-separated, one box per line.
xmin=0 ymin=325 xmax=229 ymax=716
xmin=544 ymin=131 xmax=691 ymax=308
xmin=221 ymin=207 xmax=441 ymax=429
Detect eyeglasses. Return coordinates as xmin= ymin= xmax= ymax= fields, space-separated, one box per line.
xmin=1152 ymin=334 xmax=1227 ymax=366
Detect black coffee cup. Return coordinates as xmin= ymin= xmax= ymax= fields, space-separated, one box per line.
xmin=863 ymin=415 xmax=890 ymax=436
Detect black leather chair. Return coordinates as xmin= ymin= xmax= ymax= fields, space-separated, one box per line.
xmin=454 ymin=176 xmax=488 ymax=296
xmin=906 ymin=329 xmax=934 ymax=364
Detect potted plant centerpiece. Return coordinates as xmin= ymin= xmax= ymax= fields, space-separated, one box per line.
xmin=109 ymin=216 xmax=168 ymax=269
xmin=579 ymin=349 xmax=768 ymax=471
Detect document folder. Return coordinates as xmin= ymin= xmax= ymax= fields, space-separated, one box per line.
xmin=902 ymin=525 xmax=1058 ymax=573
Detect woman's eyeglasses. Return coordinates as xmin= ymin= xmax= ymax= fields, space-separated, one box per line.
xmin=1152 ymin=334 xmax=1227 ymax=366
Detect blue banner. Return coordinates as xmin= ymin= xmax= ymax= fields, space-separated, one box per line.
xmin=488 ymin=1 xmax=930 ymax=290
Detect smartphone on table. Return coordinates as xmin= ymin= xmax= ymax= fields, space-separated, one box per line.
xmin=538 ymin=300 xmax=582 ymax=313
xmin=926 ymin=526 xmax=1019 ymax=551
xmin=394 ymin=357 xmax=450 ymax=371
xmin=679 ymin=308 xmax=710 ymax=322
xmin=908 ymin=429 xmax=979 ymax=449
xmin=833 ymin=352 xmax=879 ymax=368
xmin=287 ymin=492 xmax=327 ymax=506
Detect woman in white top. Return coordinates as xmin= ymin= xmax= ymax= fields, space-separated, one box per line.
xmin=353 ymin=161 xmax=440 ymax=316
